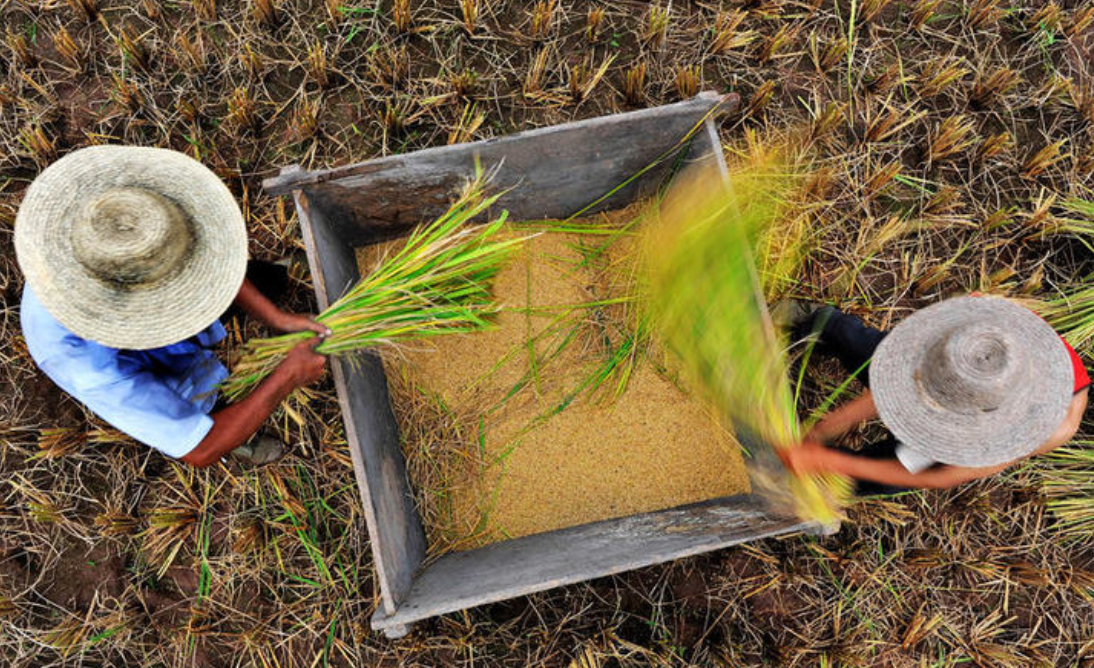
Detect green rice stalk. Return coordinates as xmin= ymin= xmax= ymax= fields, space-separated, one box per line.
xmin=491 ymin=100 xmax=729 ymax=406
xmin=640 ymin=158 xmax=850 ymax=524
xmin=1053 ymin=196 xmax=1094 ymax=253
xmin=1057 ymin=196 xmax=1094 ymax=229
xmin=222 ymin=176 xmax=526 ymax=401
xmin=559 ymin=98 xmax=727 ymax=224
xmin=755 ymin=208 xmax=817 ymax=301
xmin=485 ymin=212 xmax=652 ymax=415
xmin=733 ymin=127 xmax=824 ymax=302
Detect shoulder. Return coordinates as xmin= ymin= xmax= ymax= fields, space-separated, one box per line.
xmin=20 ymin=285 xmax=127 ymax=390
xmin=21 ymin=286 xmax=93 ymax=362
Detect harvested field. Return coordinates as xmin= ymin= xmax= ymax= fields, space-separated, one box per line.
xmin=2 ymin=0 xmax=1094 ymax=666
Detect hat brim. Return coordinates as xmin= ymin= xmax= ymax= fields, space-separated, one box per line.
xmin=869 ymin=296 xmax=1073 ymax=468
xmin=15 ymin=146 xmax=248 ymax=350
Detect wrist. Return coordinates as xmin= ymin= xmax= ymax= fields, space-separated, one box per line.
xmin=270 ymin=358 xmax=302 ymax=387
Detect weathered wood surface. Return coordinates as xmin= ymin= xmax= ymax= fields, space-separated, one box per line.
xmin=293 ymin=190 xmax=357 ymax=309
xmin=371 ymin=495 xmax=815 ymax=631
xmin=700 ymin=114 xmax=731 ymax=181
xmin=266 ymin=92 xmax=739 ymax=245
xmin=292 ymin=191 xmax=427 ymax=614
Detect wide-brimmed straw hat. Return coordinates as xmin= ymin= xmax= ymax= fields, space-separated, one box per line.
xmin=870 ymin=296 xmax=1073 ymax=468
xmin=15 ymin=146 xmax=247 ymax=350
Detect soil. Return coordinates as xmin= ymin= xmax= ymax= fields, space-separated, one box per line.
xmin=40 ymin=540 xmax=128 ymax=610
xmin=359 ymin=212 xmax=751 ymax=549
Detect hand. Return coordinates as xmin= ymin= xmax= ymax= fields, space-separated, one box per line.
xmin=776 ymin=440 xmax=834 ymax=476
xmin=274 ymin=312 xmax=332 ymax=338
xmin=279 ymin=339 xmax=327 ymax=387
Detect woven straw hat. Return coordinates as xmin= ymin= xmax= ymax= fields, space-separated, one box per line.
xmin=15 ymin=146 xmax=247 ymax=350
xmin=870 ymin=296 xmax=1073 ymax=468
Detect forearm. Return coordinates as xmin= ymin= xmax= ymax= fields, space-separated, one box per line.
xmin=820 ymin=449 xmax=1004 ymax=489
xmin=182 ymin=366 xmax=297 ymax=467
xmin=808 ymin=415 xmax=852 ymax=444
xmin=807 ymin=392 xmax=878 ymax=443
xmin=233 ymin=278 xmax=286 ymax=328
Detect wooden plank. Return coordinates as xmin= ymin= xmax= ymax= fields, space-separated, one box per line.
xmin=292 ymin=191 xmax=427 ymax=614
xmin=293 ymin=190 xmax=356 ymax=308
xmin=264 ymin=92 xmax=736 ymax=195
xmin=699 ymin=116 xmax=731 ymax=182
xmin=266 ymin=93 xmax=739 ymax=246
xmin=371 ymin=495 xmax=818 ymax=631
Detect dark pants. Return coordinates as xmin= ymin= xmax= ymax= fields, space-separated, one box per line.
xmin=222 ymin=260 xmax=289 ymax=323
xmin=813 ymin=309 xmax=910 ymax=497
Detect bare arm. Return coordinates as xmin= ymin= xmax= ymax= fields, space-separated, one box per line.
xmin=816 ymin=447 xmax=1008 ymax=488
xmin=781 ymin=441 xmax=1009 ymax=488
xmin=805 ymin=391 xmax=879 ymax=444
xmin=233 ymin=278 xmax=330 ymax=335
xmin=181 ymin=340 xmax=325 ymax=468
xmin=784 ymin=389 xmax=1089 ymax=489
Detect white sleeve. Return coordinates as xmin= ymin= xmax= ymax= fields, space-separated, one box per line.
xmin=895 ymin=443 xmax=936 ymax=473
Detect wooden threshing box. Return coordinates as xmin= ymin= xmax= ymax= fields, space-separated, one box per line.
xmin=264 ymin=92 xmax=832 ymax=637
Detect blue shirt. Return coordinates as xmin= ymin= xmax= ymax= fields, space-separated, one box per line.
xmin=20 ymin=287 xmax=228 ymax=458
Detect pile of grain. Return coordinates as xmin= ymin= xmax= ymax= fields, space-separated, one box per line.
xmin=359 ymin=214 xmax=750 ymax=551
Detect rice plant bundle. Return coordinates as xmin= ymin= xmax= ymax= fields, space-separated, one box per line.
xmin=1042 ymin=443 xmax=1094 ymax=540
xmin=1037 ymin=284 xmax=1094 ymax=354
xmin=1031 ymin=197 xmax=1094 ymax=351
xmin=640 ymin=159 xmax=849 ymax=524
xmin=221 ymin=177 xmax=524 ymax=401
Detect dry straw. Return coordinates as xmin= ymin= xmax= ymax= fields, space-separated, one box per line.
xmin=1033 ymin=196 xmax=1094 ymax=352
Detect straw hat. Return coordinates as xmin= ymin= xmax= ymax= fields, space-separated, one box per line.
xmin=870 ymin=296 xmax=1073 ymax=468
xmin=15 ymin=146 xmax=247 ymax=350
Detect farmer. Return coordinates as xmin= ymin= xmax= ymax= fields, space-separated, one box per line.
xmin=14 ymin=146 xmax=329 ymax=468
xmin=777 ymin=297 xmax=1089 ymax=494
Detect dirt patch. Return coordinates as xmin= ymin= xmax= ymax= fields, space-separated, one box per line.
xmin=670 ymin=567 xmax=710 ymax=607
xmin=361 ymin=213 xmax=751 ymax=550
xmin=40 ymin=540 xmax=127 ymax=611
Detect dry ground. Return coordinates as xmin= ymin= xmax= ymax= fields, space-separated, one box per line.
xmin=2 ymin=0 xmax=1094 ymax=666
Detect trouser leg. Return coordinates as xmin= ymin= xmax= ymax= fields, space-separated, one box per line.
xmin=222 ymin=260 xmax=290 ymax=322
xmin=245 ymin=259 xmax=290 ymax=300
xmin=815 ymin=309 xmax=888 ymax=388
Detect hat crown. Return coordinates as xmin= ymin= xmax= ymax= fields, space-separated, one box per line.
xmin=70 ymin=187 xmax=193 ymax=286
xmin=919 ymin=325 xmax=1021 ymax=414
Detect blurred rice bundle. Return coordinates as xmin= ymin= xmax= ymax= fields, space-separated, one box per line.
xmin=640 ymin=155 xmax=850 ymax=524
